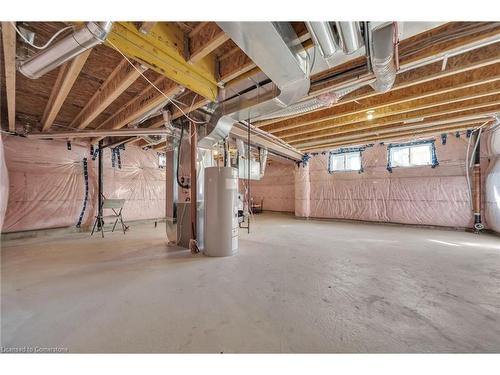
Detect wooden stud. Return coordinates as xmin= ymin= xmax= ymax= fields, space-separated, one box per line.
xmin=2 ymin=22 xmax=16 ymax=132
xmin=41 ymin=49 xmax=91 ymax=132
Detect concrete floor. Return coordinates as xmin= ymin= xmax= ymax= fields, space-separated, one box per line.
xmin=1 ymin=212 xmax=499 ymax=353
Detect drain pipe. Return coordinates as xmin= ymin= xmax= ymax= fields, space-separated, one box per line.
xmin=18 ymin=22 xmax=113 ymax=79
xmin=472 ymin=130 xmax=484 ymax=233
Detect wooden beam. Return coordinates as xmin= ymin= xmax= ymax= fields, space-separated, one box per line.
xmin=2 ymin=22 xmax=16 ymax=132
xmin=290 ymin=95 xmax=500 ymax=146
xmin=264 ymin=63 xmax=500 ymax=135
xmin=41 ymin=49 xmax=91 ymax=132
xmin=70 ymin=59 xmax=146 ymax=130
xmin=188 ymin=22 xmax=229 ymax=63
xmin=97 ymin=77 xmax=183 ymax=131
xmin=283 ymin=83 xmax=500 ymax=143
xmin=106 ymin=22 xmax=218 ymax=101
xmin=297 ymin=108 xmax=499 ymax=150
xmin=302 ymin=121 xmax=486 ymax=152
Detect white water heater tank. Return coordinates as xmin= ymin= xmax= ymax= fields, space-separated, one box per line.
xmin=204 ymin=166 xmax=239 ymax=257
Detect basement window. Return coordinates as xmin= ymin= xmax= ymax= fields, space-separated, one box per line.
xmin=328 ymin=149 xmax=362 ymax=173
xmin=387 ymin=140 xmax=438 ymax=171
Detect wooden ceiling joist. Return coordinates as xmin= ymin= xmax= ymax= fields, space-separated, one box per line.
xmin=1 ymin=22 xmax=17 ymax=132
xmin=265 ymin=63 xmax=500 ymax=137
xmin=299 ymin=113 xmax=497 ymax=150
xmin=297 ymin=108 xmax=499 ymax=150
xmin=397 ymin=22 xmax=500 ymax=67
xmin=97 ymin=77 xmax=183 ymax=131
xmin=168 ymin=91 xmax=209 ymax=121
xmin=41 ymin=49 xmax=92 ymax=132
xmin=293 ymin=99 xmax=500 ymax=148
xmin=70 ymin=59 xmax=146 ymax=130
xmin=309 ymin=22 xmax=500 ymax=96
xmin=188 ymin=22 xmax=229 ymax=63
xmin=257 ymin=42 xmax=500 ymax=130
xmin=284 ymin=82 xmax=500 ymax=143
xmin=218 ymin=48 xmax=256 ymax=84
xmin=302 ymin=121 xmax=486 ymax=152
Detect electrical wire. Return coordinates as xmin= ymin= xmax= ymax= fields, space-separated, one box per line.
xmin=106 ymin=38 xmax=207 ymax=125
xmin=11 ymin=22 xmax=74 ymax=50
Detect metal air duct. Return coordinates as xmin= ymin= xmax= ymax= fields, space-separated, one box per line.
xmin=236 ymin=138 xmax=247 ymax=157
xmin=305 ymin=22 xmax=339 ymax=59
xmin=199 ymin=22 xmax=310 ymax=150
xmin=336 ymin=22 xmax=364 ymax=54
xmin=18 ymin=22 xmax=113 ymax=79
xmin=369 ymin=22 xmax=397 ymax=93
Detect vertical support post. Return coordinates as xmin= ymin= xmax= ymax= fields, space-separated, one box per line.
xmin=98 ymin=140 xmax=104 ymax=231
xmin=190 ymin=121 xmax=197 ymax=241
xmin=247 ymin=118 xmax=251 ymax=234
